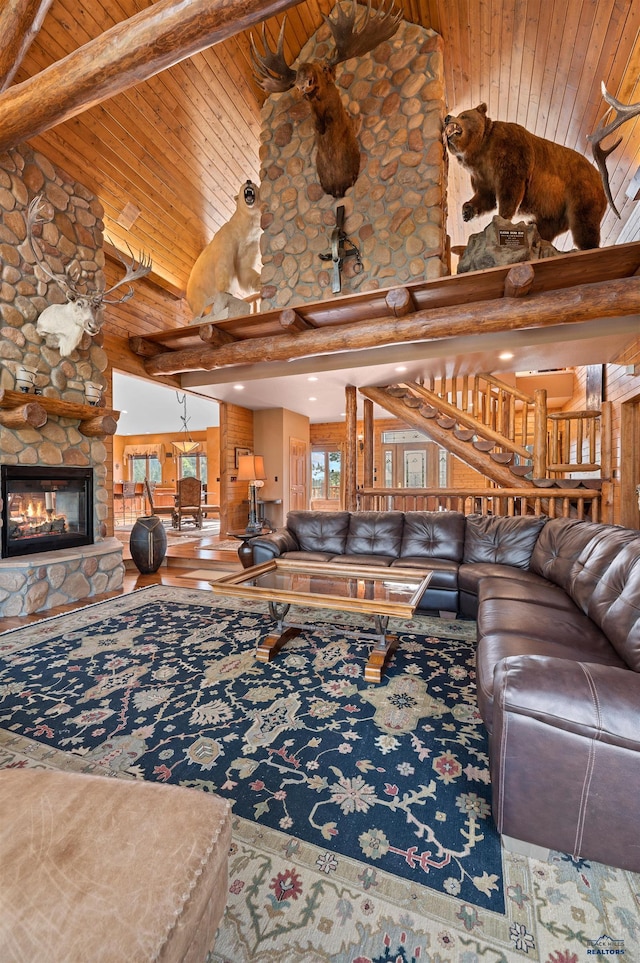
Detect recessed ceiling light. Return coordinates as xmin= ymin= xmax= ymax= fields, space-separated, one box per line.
xmin=395 ymin=366 xmax=407 ymax=372
xmin=233 ymin=384 xmax=244 ymax=391
xmin=308 ymin=376 xmax=318 ymax=382
xmin=499 ymin=352 xmax=514 ymax=361
xmin=308 ymin=396 xmax=317 ymax=401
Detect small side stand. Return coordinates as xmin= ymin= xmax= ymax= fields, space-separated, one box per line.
xmin=319 ymin=205 xmax=363 ymax=294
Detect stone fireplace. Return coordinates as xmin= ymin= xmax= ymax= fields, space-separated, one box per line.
xmin=0 ymin=145 xmax=124 ymax=617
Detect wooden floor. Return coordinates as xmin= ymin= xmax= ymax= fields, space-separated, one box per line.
xmin=0 ymin=532 xmax=242 ymax=633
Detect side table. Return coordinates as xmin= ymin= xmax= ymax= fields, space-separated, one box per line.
xmin=227 ymin=528 xmax=273 ymax=568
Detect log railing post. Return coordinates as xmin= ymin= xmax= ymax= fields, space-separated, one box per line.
xmin=363 ymin=398 xmax=374 ymax=490
xmin=345 ymin=386 xmax=357 ymax=512
xmin=533 ymin=389 xmax=548 ymax=478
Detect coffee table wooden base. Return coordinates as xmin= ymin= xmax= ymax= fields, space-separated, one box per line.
xmin=256 ymin=626 xmax=301 ymax=663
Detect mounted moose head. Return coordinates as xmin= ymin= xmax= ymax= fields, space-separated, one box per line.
xmin=251 ymin=0 xmax=401 ymax=198
xmin=26 ymin=196 xmax=152 ymax=357
xmin=588 ymin=83 xmax=640 ymax=218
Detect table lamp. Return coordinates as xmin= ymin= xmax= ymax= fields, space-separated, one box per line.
xmin=236 ymin=454 xmax=266 ymax=532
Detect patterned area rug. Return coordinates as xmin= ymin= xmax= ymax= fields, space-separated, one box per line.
xmin=1 ymin=587 xmax=638 ymax=962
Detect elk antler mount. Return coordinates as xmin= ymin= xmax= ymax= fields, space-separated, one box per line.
xmin=588 ymin=82 xmax=640 ymax=218
xmin=27 ymin=195 xmax=152 ymax=356
xmin=251 ymin=0 xmax=401 ymax=198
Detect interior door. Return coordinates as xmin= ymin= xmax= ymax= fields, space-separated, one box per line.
xmin=289 ymin=437 xmax=308 ymax=510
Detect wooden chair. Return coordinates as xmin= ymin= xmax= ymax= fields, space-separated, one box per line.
xmin=172 ymin=476 xmax=203 ymax=530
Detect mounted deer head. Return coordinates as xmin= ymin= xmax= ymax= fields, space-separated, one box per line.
xmin=26 ymin=196 xmax=152 ymax=356
xmin=251 ymin=0 xmax=401 ymax=198
xmin=588 ymin=82 xmax=640 ymax=218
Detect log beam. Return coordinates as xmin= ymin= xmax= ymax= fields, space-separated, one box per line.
xmin=279 ymin=308 xmax=312 ymax=331
xmin=128 ymin=336 xmax=167 ymax=359
xmin=79 ymin=414 xmax=118 ymax=437
xmin=0 ymin=0 xmax=54 ymax=92
xmin=504 ymin=262 xmax=535 ymax=298
xmin=0 ymin=0 xmax=300 ymax=152
xmin=199 ymin=323 xmax=237 ymax=346
xmin=143 ymin=275 xmax=640 ymax=376
xmin=385 ymin=287 xmax=417 ymax=317
xmin=0 ymin=401 xmax=47 ymax=429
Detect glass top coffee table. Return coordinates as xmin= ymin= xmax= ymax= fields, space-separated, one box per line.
xmin=211 ymin=558 xmax=431 ymax=683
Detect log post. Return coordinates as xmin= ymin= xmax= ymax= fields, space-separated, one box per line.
xmin=0 ymin=401 xmax=47 ymax=429
xmin=533 ymin=389 xmax=547 ymax=479
xmin=600 ymin=400 xmax=612 ymax=481
xmin=344 ymin=386 xmax=358 ymax=512
xmin=363 ymin=398 xmax=374 ymax=489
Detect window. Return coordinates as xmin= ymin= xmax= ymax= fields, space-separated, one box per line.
xmin=311 ymin=449 xmax=341 ymax=501
xmin=130 ymin=455 xmax=161 ymax=485
xmin=178 ymin=452 xmax=207 ymax=485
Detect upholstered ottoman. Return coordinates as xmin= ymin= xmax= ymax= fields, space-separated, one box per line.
xmin=0 ymin=769 xmax=232 ymax=962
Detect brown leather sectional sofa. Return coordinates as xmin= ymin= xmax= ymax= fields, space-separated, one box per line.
xmin=252 ymin=510 xmax=640 ymax=871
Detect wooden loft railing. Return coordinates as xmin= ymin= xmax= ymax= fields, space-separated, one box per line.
xmin=356 ymin=487 xmax=605 ymax=521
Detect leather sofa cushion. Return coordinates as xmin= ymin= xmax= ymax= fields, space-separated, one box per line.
xmin=331 ymin=554 xmax=395 ymax=567
xmin=392 ymin=556 xmax=458 ymax=591
xmin=287 ymin=510 xmax=350 ymax=554
xmin=478 ymin=574 xmax=575 ymax=608
xmin=459 ymin=561 xmax=549 ymax=594
xmin=280 ymin=550 xmax=336 ymax=563
xmin=587 ymin=540 xmax=640 ymax=670
xmin=529 ymin=518 xmax=604 ymax=589
xmin=400 ymin=511 xmax=465 ymax=561
xmin=345 ymin=511 xmax=404 ymax=557
xmin=463 ymin=514 xmax=547 ymax=567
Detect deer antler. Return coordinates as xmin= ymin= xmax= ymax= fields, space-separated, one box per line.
xmin=100 ymin=242 xmax=152 ymax=303
xmin=326 ymin=0 xmax=402 ymax=66
xmin=250 ymin=18 xmax=297 ymax=93
xmin=26 ymin=196 xmax=83 ymax=299
xmin=588 ymin=82 xmax=640 ymax=218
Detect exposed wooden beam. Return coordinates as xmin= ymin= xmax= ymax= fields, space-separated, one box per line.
xmin=0 ymin=0 xmax=301 ymax=152
xmin=0 ymin=0 xmax=54 ymax=92
xmin=142 ymin=276 xmax=640 ymax=376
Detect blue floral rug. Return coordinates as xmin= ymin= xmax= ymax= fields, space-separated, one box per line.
xmin=0 ymin=585 xmax=502 ymax=913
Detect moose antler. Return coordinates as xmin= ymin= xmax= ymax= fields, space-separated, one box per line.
xmin=588 ymin=82 xmax=640 ymax=218
xmin=250 ymin=18 xmax=297 ymax=93
xmin=101 ymin=242 xmax=153 ymax=303
xmin=26 ymin=196 xmax=83 ymax=299
xmin=325 ymin=0 xmax=402 ymax=66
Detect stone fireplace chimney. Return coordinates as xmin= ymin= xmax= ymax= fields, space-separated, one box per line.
xmin=0 ymin=145 xmax=124 ymax=616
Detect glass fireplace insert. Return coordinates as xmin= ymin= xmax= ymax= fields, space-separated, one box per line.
xmin=1 ymin=465 xmax=93 ymax=559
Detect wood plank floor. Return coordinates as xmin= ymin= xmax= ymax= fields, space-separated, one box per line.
xmin=0 ymin=533 xmax=242 ymax=633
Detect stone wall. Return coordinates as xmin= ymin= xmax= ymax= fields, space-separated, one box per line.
xmin=0 ymin=144 xmax=124 ymax=615
xmin=258 ymin=14 xmax=448 ymax=310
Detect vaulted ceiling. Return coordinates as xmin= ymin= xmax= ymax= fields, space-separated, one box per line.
xmin=6 ymin=0 xmax=640 ymax=422
xmin=15 ymin=0 xmax=640 ymax=302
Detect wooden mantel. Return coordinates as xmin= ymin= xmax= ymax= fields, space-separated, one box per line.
xmin=129 ymin=243 xmax=640 ymax=377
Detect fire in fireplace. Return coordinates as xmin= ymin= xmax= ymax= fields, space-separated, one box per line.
xmin=1 ymin=465 xmax=93 ymax=558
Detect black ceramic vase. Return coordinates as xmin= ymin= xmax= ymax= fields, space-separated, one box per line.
xmin=129 ymin=514 xmax=167 ymax=574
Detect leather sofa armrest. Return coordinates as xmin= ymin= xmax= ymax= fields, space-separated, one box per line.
xmin=493 ymin=655 xmax=640 ymax=750
xmin=250 ymin=528 xmax=299 ymax=561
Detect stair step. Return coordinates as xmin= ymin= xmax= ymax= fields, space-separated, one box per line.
xmin=404 ymin=396 xmax=422 ymax=408
xmin=510 ymin=464 xmax=534 ymax=476
xmin=419 ymin=404 xmax=438 ymax=418
xmin=386 ymin=386 xmax=408 ymax=397
xmin=453 ymin=428 xmax=475 ymax=441
xmin=490 ymin=452 xmax=514 ymax=464
xmin=473 ymin=439 xmax=496 ymax=452
xmin=436 ymin=415 xmax=458 ymax=429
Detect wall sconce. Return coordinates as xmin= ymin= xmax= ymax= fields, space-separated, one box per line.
xmin=15 ymin=364 xmax=43 ymax=395
xmin=84 ymin=381 xmax=103 ymax=406
xmin=236 ymin=454 xmax=267 ymax=533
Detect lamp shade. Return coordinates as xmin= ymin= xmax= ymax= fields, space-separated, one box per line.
xmin=236 ymin=454 xmax=266 ymax=481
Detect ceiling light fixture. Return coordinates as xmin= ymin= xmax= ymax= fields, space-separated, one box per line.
xmin=233 ymin=384 xmax=245 ymax=391
xmin=172 ymin=392 xmax=201 ymax=455
xmin=499 ymin=351 xmax=514 ymax=361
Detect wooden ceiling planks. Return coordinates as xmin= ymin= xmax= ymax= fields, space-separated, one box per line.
xmin=3 ymin=0 xmax=639 ymax=335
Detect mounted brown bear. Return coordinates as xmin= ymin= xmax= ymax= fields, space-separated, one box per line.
xmin=444 ymin=103 xmax=607 ymax=250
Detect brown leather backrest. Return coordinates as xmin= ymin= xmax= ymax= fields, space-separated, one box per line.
xmin=587 ymin=540 xmax=640 ymax=670
xmin=345 ymin=511 xmax=404 ymax=557
xmin=400 ymin=511 xmax=465 ymax=561
xmin=529 ymin=518 xmax=605 ymax=591
xmin=287 ymin=511 xmax=350 ymax=554
xmin=463 ymin=514 xmax=547 ymax=568
xmin=569 ymin=526 xmax=640 ymax=617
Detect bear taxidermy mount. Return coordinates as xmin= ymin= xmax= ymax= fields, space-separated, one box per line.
xmin=186 ymin=180 xmax=261 ymax=321
xmin=444 ymin=103 xmax=607 ymax=250
xmin=251 ymin=0 xmax=401 ymax=199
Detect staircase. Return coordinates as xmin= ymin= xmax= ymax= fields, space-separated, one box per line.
xmin=359 ymin=374 xmax=612 ymax=518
